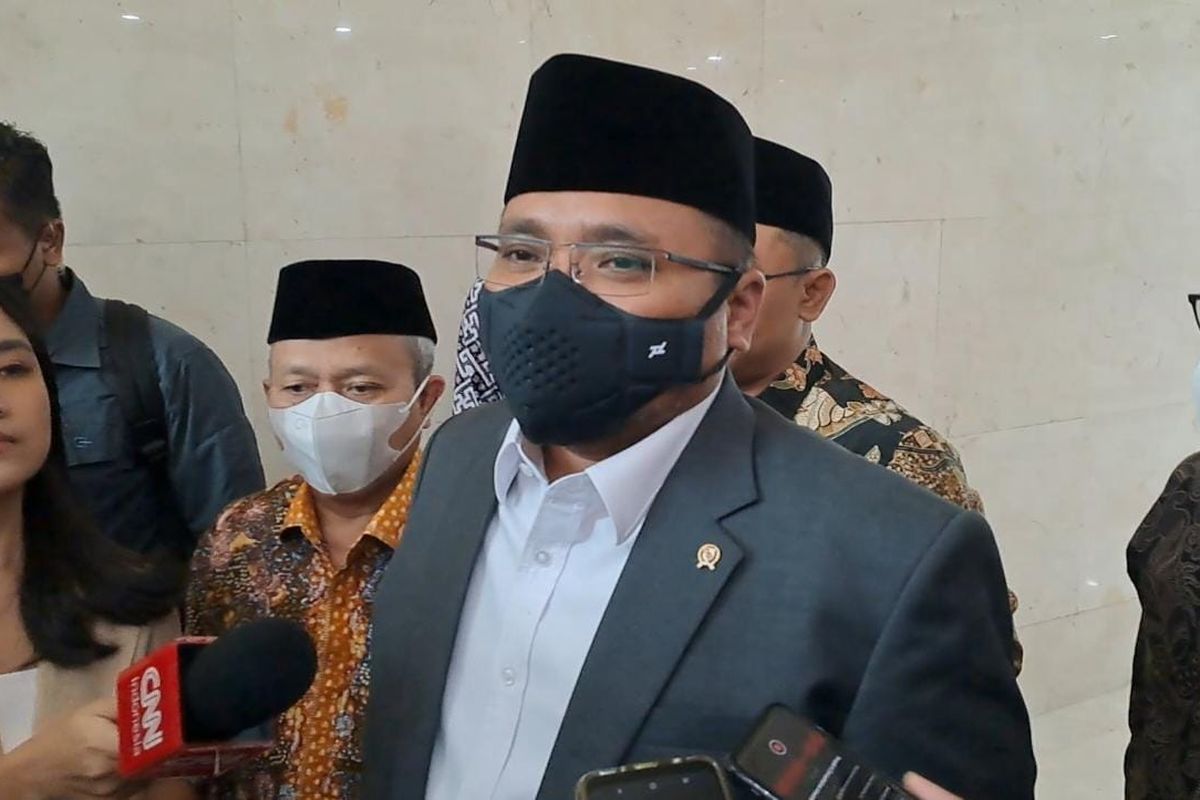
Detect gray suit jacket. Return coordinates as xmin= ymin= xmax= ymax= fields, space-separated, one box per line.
xmin=363 ymin=378 xmax=1035 ymax=800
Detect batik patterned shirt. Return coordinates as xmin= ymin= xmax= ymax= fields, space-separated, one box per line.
xmin=757 ymin=342 xmax=983 ymax=513
xmin=185 ymin=453 xmax=420 ymax=799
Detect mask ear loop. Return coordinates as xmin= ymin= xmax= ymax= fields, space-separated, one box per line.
xmin=693 ymin=270 xmax=743 ymax=381
xmin=5 ymin=239 xmax=39 ymax=289
xmin=696 ymin=270 xmax=742 ymax=319
xmin=22 ymin=229 xmax=53 ymax=292
xmin=390 ymin=375 xmax=435 ymax=457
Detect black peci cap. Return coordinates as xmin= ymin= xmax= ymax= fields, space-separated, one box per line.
xmin=755 ymin=138 xmax=834 ymax=260
xmin=505 ymin=54 xmax=757 ymax=243
xmin=267 ymin=259 xmax=437 ymax=344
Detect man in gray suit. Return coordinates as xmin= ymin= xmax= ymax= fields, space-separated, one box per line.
xmin=363 ymin=54 xmax=1034 ymax=800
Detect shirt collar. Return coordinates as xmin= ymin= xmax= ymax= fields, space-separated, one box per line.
xmin=45 ymin=269 xmax=102 ymax=369
xmin=771 ymin=337 xmax=825 ymax=396
xmin=280 ymin=450 xmax=423 ymax=554
xmin=493 ymin=382 xmax=721 ymax=545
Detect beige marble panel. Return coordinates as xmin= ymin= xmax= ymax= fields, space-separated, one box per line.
xmin=941 ymin=1 xmax=1200 ymax=222
xmin=937 ymin=7 xmax=1111 ymax=221
xmin=1077 ymin=403 xmax=1198 ymax=613
xmin=1088 ymin=210 xmax=1200 ymax=419
xmin=814 ymin=221 xmax=943 ymax=428
xmin=244 ymin=237 xmax=477 ymax=483
xmin=1017 ymin=599 xmax=1139 ymax=717
xmin=1032 ymin=687 xmax=1129 ymax=800
xmin=0 ymin=2 xmax=243 ymax=245
xmin=232 ymin=0 xmax=532 ymax=241
xmin=958 ymin=418 xmax=1091 ymax=626
xmin=959 ymin=403 xmax=1195 ymax=628
xmin=67 ymin=242 xmax=254 ymax=395
xmin=934 ymin=213 xmax=1100 ymax=438
xmin=762 ymin=2 xmax=1200 ymax=225
xmin=531 ymin=0 xmax=765 ymax=123
xmin=760 ymin=1 xmax=953 ymax=223
xmin=1091 ymin=8 xmax=1200 ymax=222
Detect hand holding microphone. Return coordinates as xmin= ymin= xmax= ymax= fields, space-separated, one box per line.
xmin=117 ymin=617 xmax=317 ymax=780
xmin=1 ymin=696 xmax=132 ymax=800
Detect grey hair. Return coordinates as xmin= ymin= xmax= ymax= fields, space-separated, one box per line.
xmin=704 ymin=214 xmax=757 ymax=271
xmin=780 ymin=230 xmax=828 ymax=271
xmin=406 ymin=335 xmax=437 ymax=384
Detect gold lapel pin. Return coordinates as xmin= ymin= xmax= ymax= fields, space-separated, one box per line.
xmin=696 ymin=543 xmax=722 ymax=571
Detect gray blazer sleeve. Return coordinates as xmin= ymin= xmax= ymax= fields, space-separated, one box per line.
xmin=841 ymin=510 xmax=1035 ymax=800
xmin=155 ymin=326 xmax=265 ymax=545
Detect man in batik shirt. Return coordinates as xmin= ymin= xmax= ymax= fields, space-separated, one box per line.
xmin=735 ymin=139 xmax=983 ymax=511
xmin=187 ymin=260 xmax=445 ymax=799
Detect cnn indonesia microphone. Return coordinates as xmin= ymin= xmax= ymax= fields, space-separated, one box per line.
xmin=116 ymin=618 xmax=317 ymax=779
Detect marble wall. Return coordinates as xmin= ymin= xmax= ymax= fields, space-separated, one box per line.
xmin=3 ymin=0 xmax=1197 ymax=743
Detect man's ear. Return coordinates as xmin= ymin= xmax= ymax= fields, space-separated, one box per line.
xmin=727 ymin=270 xmax=766 ymax=354
xmin=418 ymin=375 xmax=447 ymax=425
xmin=796 ymin=269 xmax=836 ymax=323
xmin=41 ymin=220 xmax=65 ymax=268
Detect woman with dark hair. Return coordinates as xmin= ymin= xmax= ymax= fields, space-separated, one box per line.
xmin=0 ymin=283 xmax=186 ymax=798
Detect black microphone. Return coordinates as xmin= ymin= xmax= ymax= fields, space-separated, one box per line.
xmin=182 ymin=617 xmax=318 ymax=741
xmin=117 ymin=618 xmax=318 ymax=778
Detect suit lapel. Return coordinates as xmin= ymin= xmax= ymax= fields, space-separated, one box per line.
xmin=368 ymin=405 xmax=510 ymax=800
xmin=538 ymin=377 xmax=759 ymax=799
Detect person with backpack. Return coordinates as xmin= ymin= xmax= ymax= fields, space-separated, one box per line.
xmin=0 ymin=121 xmax=264 ymax=560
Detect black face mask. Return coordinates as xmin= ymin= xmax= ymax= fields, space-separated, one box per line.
xmin=478 ymin=270 xmax=736 ymax=446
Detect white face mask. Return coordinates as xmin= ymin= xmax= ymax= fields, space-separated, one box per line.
xmin=268 ymin=376 xmax=430 ymax=495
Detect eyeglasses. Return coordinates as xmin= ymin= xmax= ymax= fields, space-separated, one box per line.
xmin=475 ymin=234 xmax=742 ymax=298
xmin=1191 ymin=293 xmax=1200 ymax=333
xmin=762 ymin=267 xmax=821 ymax=282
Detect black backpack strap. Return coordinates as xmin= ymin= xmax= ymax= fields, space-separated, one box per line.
xmin=101 ymin=299 xmax=190 ymax=554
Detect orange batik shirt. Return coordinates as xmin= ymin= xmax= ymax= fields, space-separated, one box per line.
xmin=186 ymin=452 xmax=421 ymax=800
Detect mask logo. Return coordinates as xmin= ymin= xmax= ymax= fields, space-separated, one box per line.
xmin=647 ymin=341 xmax=668 ymax=360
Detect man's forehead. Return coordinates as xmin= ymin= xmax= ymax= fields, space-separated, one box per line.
xmin=500 ymin=192 xmax=724 ymax=245
xmin=268 ymin=334 xmax=413 ymax=368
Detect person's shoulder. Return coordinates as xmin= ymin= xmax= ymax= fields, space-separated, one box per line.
xmin=748 ymin=395 xmax=963 ymax=529
xmin=818 ymin=357 xmax=923 ymax=429
xmin=1165 ymin=451 xmax=1200 ymax=488
xmin=140 ymin=310 xmax=227 ymax=368
xmin=1130 ymin=451 xmax=1200 ymax=555
xmin=427 ymin=401 xmax=513 ymax=453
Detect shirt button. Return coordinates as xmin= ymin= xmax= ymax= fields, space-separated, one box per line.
xmin=501 ymin=668 xmax=517 ymax=686
xmin=535 ymin=550 xmax=551 ymax=566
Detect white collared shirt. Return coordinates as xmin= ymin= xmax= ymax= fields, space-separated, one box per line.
xmin=426 ymin=385 xmax=720 ymax=800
